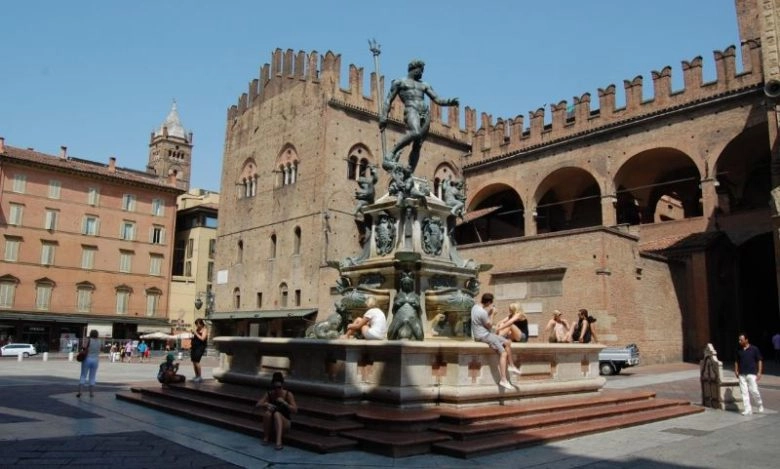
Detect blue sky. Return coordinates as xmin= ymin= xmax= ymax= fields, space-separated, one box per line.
xmin=0 ymin=0 xmax=740 ymax=192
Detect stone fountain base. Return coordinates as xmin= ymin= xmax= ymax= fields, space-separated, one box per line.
xmin=213 ymin=337 xmax=605 ymax=408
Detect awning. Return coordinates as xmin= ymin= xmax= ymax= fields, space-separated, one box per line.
xmin=209 ymin=309 xmax=317 ymax=321
xmin=137 ymin=326 xmax=172 ymax=334
xmin=456 ymin=205 xmax=502 ymax=226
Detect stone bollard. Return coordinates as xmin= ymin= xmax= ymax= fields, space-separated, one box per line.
xmin=178 ymin=352 xmax=183 ymax=360
xmin=68 ymin=351 xmax=74 ymax=362
xmin=43 ymin=352 xmax=48 ymax=362
xmin=18 ymin=353 xmax=23 ymax=362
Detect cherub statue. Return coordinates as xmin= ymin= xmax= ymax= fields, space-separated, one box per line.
xmin=442 ymin=176 xmax=466 ymax=219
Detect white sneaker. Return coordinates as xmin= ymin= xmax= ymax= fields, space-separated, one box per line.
xmin=741 ymin=410 xmax=753 ymax=416
xmin=758 ymin=406 xmax=765 ymax=413
xmin=192 ymin=377 xmax=202 ymax=384
xmin=508 ymin=365 xmax=522 ymax=375
xmin=498 ymin=380 xmax=515 ymax=390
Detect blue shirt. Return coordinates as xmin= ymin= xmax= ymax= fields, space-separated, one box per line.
xmin=737 ymin=344 xmax=762 ymax=375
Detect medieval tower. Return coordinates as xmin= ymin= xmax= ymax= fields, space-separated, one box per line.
xmin=148 ymin=101 xmax=193 ymax=190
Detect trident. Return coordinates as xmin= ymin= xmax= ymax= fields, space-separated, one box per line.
xmin=368 ymin=39 xmax=387 ymax=160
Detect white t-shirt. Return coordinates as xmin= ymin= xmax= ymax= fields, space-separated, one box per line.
xmin=363 ymin=307 xmax=387 ymax=340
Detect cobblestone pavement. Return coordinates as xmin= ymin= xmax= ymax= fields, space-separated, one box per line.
xmin=0 ymin=354 xmax=778 ymax=468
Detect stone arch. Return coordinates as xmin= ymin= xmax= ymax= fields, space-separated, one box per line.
xmin=714 ymin=123 xmax=771 ymax=214
xmin=614 ymin=148 xmax=702 ymax=225
xmin=432 ymin=162 xmax=460 ymax=199
xmin=276 ymin=144 xmax=300 ymax=187
xmin=237 ymin=158 xmax=258 ymax=198
xmin=533 ymin=167 xmax=602 ymax=233
xmin=347 ymin=144 xmax=373 ymax=180
xmin=453 ymin=183 xmax=524 ymax=244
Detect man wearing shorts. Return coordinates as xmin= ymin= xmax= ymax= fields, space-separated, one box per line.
xmin=341 ymin=296 xmax=387 ymax=340
xmin=471 ymin=293 xmax=521 ymax=390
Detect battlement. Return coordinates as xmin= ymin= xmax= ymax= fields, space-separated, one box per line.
xmin=471 ymin=41 xmax=764 ymax=161
xmin=226 ymin=48 xmax=478 ymax=143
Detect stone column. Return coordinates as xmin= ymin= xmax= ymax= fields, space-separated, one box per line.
xmin=601 ymin=194 xmax=617 ymax=227
xmin=525 ymin=202 xmax=537 ymax=236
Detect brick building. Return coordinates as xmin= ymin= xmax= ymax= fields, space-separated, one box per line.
xmin=0 ymin=103 xmax=190 ymax=351
xmin=213 ymin=0 xmax=780 ymax=363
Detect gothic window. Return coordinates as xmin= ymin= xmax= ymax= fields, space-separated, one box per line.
xmin=346 ymin=144 xmax=372 ymax=180
xmin=233 ymin=288 xmax=241 ymax=309
xmin=237 ymin=240 xmax=243 ymax=263
xmin=275 ymin=144 xmax=300 ymax=188
xmin=237 ymin=159 xmax=258 ymax=199
xmin=270 ymin=234 xmax=277 ymax=259
xmin=433 ymin=163 xmax=458 ymax=199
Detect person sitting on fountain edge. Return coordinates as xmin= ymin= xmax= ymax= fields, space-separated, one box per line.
xmin=340 ymin=296 xmax=387 ymax=340
xmin=471 ymin=293 xmax=522 ymax=390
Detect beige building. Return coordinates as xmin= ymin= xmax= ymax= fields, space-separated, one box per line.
xmin=212 ymin=0 xmax=780 ymax=363
xmin=168 ymin=188 xmax=219 ymax=334
xmin=0 ymin=103 xmax=190 ymax=350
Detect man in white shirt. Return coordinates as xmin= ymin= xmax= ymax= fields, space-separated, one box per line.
xmin=471 ymin=292 xmax=522 ymax=390
xmin=341 ymin=296 xmax=387 ymax=340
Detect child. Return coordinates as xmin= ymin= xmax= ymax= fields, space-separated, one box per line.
xmin=157 ymin=353 xmax=185 ymax=386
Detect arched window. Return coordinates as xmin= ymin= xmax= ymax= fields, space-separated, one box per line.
xmin=275 ymin=145 xmax=300 ymax=187
xmin=279 ymin=283 xmax=289 ymax=307
xmin=233 ymin=288 xmax=241 ymax=309
xmin=237 ymin=240 xmax=243 ymax=264
xmin=346 ymin=144 xmax=373 ymax=180
xmin=293 ymin=227 xmax=301 ymax=255
xmin=237 ymin=159 xmax=258 ymax=199
xmin=270 ymin=234 xmax=277 ymax=258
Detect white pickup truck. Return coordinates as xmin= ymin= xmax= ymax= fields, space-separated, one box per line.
xmin=598 ymin=343 xmax=640 ymax=375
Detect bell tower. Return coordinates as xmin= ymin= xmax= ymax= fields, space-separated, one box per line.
xmin=148 ymin=100 xmax=193 ymax=189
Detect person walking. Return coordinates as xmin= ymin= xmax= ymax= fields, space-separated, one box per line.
xmin=137 ymin=340 xmax=148 ymax=363
xmin=471 ymin=293 xmax=522 ymax=390
xmin=735 ymin=333 xmax=764 ymax=416
xmin=77 ymin=329 xmax=101 ymax=398
xmin=190 ymin=318 xmax=208 ymax=383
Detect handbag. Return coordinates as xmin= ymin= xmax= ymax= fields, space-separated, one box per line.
xmin=76 ymin=340 xmax=89 ymax=362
